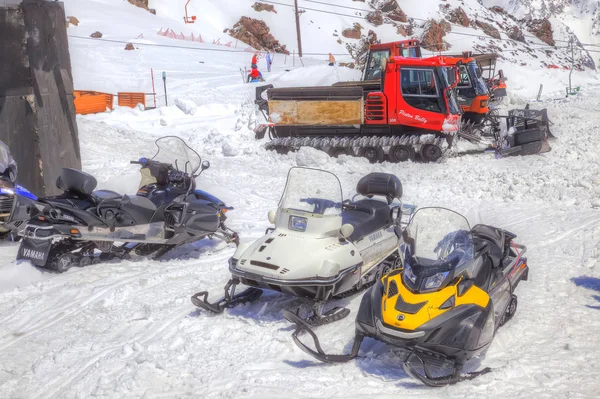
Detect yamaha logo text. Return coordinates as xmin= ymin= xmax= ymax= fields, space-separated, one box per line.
xmin=22 ymin=248 xmax=45 ymax=260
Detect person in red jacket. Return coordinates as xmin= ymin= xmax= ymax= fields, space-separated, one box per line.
xmin=251 ymin=52 xmax=258 ymax=68
xmin=248 ymin=66 xmax=264 ymax=83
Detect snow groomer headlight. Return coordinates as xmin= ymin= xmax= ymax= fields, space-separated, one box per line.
xmin=289 ymin=215 xmax=307 ymax=232
xmin=423 ymin=271 xmax=450 ymax=290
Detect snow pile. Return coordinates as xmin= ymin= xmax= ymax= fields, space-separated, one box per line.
xmin=174 ymin=98 xmax=198 ymax=115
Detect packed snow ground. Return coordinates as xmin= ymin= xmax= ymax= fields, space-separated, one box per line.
xmin=1 ymin=5 xmax=600 ymax=398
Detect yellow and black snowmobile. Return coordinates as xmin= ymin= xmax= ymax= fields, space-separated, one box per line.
xmin=284 ymin=207 xmax=529 ymax=387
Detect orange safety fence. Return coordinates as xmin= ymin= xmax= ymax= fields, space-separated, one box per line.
xmin=117 ymin=92 xmax=146 ymax=108
xmin=73 ymin=90 xmax=114 ymax=115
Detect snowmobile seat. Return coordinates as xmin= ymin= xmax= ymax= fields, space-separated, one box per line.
xmin=342 ymin=199 xmax=392 ymax=241
xmin=92 ymin=190 xmax=122 ymax=202
xmin=56 ymin=168 xmax=98 ymax=195
xmin=471 ymin=224 xmax=508 ymax=268
xmin=356 ymin=173 xmax=402 ymax=204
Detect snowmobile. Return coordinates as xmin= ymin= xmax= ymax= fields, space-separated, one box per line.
xmin=191 ymin=167 xmax=410 ymax=325
xmin=17 ymin=136 xmax=238 ymax=272
xmin=0 ymin=140 xmax=37 ymax=240
xmin=285 ymin=207 xmax=529 ymax=387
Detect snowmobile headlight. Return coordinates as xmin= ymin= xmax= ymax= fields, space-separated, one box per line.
xmin=404 ymin=264 xmax=417 ymax=284
xmin=423 ymin=271 xmax=450 ymax=290
xmin=288 ymin=216 xmax=307 ymax=232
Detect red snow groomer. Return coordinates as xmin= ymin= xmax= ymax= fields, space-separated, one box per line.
xmin=254 ymin=53 xmax=552 ymax=162
xmin=255 ymin=55 xmax=462 ymax=163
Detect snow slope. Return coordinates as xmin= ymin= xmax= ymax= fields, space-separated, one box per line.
xmin=0 ymin=1 xmax=599 ymax=398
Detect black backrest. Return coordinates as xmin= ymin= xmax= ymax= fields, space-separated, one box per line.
xmin=356 ymin=173 xmax=402 ymax=204
xmin=472 ymin=224 xmax=505 ymax=268
xmin=56 ymin=168 xmax=97 ymax=195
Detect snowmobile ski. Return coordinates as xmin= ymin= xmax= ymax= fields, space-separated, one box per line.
xmin=284 ymin=309 xmax=361 ymax=363
xmin=191 ymin=278 xmax=263 ymax=313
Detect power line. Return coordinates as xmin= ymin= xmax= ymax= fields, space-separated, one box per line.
xmin=68 ymin=35 xmax=256 ymax=53
xmin=303 ymin=0 xmax=369 ymax=13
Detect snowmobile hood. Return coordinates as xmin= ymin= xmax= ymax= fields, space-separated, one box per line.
xmin=380 ymin=272 xmax=489 ymax=332
xmin=233 ymin=229 xmax=360 ymax=281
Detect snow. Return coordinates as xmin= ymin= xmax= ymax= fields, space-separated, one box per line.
xmin=1 ymin=1 xmax=600 ymax=397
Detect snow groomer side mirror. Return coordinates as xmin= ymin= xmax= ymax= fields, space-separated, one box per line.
xmin=340 ymin=223 xmax=354 ymax=239
xmin=394 ymin=225 xmax=402 ymax=238
xmin=268 ymin=210 xmax=276 ymax=224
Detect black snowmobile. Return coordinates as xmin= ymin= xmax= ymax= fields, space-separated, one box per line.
xmin=17 ymin=136 xmax=238 ymax=272
xmin=0 ymin=140 xmax=37 ymax=240
xmin=285 ymin=207 xmax=529 ymax=387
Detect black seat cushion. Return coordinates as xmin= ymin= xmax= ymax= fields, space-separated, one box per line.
xmin=356 ymin=173 xmax=402 ymax=204
xmin=97 ymin=195 xmax=160 ymax=226
xmin=342 ymin=199 xmax=391 ymax=241
xmin=471 ymin=254 xmax=494 ymax=291
xmin=93 ymin=190 xmax=122 ymax=201
xmin=472 ymin=224 xmax=506 ymax=268
xmin=56 ymin=168 xmax=98 ymax=195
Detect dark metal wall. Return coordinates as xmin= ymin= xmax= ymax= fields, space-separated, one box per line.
xmin=0 ymin=0 xmax=81 ymax=197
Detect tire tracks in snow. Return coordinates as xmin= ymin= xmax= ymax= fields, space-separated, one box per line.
xmin=0 ymin=271 xmax=149 ymax=353
xmin=32 ymin=306 xmax=194 ymax=399
xmin=0 ymin=251 xmax=230 ymax=353
xmin=528 ymin=217 xmax=600 ymax=250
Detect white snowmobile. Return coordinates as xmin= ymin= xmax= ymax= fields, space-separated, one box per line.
xmin=191 ymin=167 xmax=412 ymax=325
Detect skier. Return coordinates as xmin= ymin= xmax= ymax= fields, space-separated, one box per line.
xmin=328 ymin=53 xmax=336 ymax=66
xmin=251 ymin=52 xmax=259 ymax=69
xmin=266 ymin=52 xmax=272 ymax=72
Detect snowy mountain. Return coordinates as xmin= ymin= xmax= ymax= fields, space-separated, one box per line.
xmin=484 ymin=0 xmax=600 ymax=56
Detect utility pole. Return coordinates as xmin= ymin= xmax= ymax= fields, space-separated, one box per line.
xmin=294 ymin=0 xmax=303 ymax=57
xmin=566 ymin=37 xmax=576 ymax=97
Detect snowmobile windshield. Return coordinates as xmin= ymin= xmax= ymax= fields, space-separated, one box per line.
xmin=439 ymin=67 xmax=461 ymax=115
xmin=151 ymin=136 xmax=201 ymax=175
xmin=466 ymin=61 xmax=489 ymax=96
xmin=279 ymin=167 xmax=342 ymax=217
xmin=401 ymin=207 xmax=474 ymax=292
xmin=0 ymin=141 xmax=16 ymax=178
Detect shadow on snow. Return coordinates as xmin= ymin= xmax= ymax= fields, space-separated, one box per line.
xmin=571 ymin=276 xmax=600 ymax=309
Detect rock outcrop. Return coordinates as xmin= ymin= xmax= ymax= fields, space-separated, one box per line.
xmin=420 ymin=19 xmax=451 ymax=51
xmin=127 ymin=0 xmax=156 ymax=15
xmin=342 ymin=23 xmax=363 ymax=39
xmin=252 ymin=2 xmax=276 ymax=13
xmin=448 ymin=7 xmax=470 ymax=27
xmin=366 ymin=11 xmax=383 ymax=26
xmin=526 ymin=18 xmax=555 ymax=46
xmin=507 ymin=26 xmax=526 ymax=43
xmin=66 ymin=16 xmax=79 ymax=28
xmin=475 ymin=20 xmax=501 ymax=40
xmin=225 ymin=17 xmax=289 ymax=53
